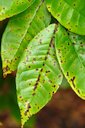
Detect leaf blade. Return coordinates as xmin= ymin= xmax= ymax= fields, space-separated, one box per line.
xmin=1 ymin=0 xmax=51 ymax=76
xmin=16 ymin=24 xmax=63 ymax=125
xmin=55 ymin=24 xmax=85 ymax=99
xmin=46 ymin=0 xmax=85 ymax=35
xmin=0 ymin=0 xmax=35 ymax=21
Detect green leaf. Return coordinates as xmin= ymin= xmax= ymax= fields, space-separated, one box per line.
xmin=0 ymin=0 xmax=35 ymax=21
xmin=55 ymin=24 xmax=85 ymax=99
xmin=46 ymin=0 xmax=85 ymax=35
xmin=16 ymin=24 xmax=63 ymax=126
xmin=1 ymin=0 xmax=51 ymax=77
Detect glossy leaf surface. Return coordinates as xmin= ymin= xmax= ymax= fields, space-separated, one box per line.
xmin=1 ymin=0 xmax=51 ymax=76
xmin=55 ymin=24 xmax=85 ymax=99
xmin=0 ymin=0 xmax=35 ymax=21
xmin=46 ymin=0 xmax=85 ymax=35
xmin=16 ymin=24 xmax=63 ymax=125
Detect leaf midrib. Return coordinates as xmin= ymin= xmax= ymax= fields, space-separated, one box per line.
xmin=29 ymin=26 xmax=57 ymax=103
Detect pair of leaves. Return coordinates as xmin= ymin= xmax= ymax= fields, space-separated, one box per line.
xmin=17 ymin=23 xmax=85 ymax=126
xmin=0 ymin=0 xmax=35 ymax=21
xmin=45 ymin=0 xmax=85 ymax=98
xmin=1 ymin=0 xmax=51 ymax=76
xmin=1 ymin=1 xmax=63 ymax=126
xmin=46 ymin=0 xmax=85 ymax=35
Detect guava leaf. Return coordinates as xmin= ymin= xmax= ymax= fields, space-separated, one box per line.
xmin=1 ymin=0 xmax=51 ymax=77
xmin=16 ymin=24 xmax=63 ymax=126
xmin=55 ymin=24 xmax=85 ymax=99
xmin=0 ymin=0 xmax=35 ymax=21
xmin=46 ymin=0 xmax=85 ymax=35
